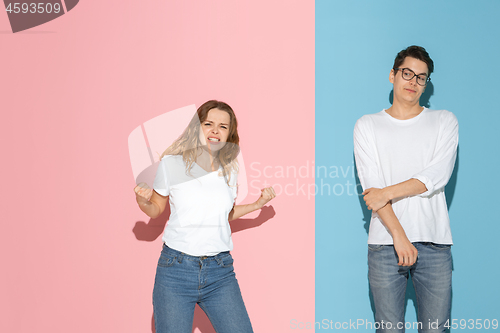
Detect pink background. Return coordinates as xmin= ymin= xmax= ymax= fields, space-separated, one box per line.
xmin=1 ymin=1 xmax=314 ymax=332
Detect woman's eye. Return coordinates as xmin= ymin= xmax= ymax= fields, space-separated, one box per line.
xmin=221 ymin=126 xmax=228 ymax=129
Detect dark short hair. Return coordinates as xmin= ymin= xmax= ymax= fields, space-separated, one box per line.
xmin=393 ymin=45 xmax=434 ymax=76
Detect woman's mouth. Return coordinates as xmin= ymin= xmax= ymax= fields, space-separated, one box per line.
xmin=208 ymin=137 xmax=221 ymax=144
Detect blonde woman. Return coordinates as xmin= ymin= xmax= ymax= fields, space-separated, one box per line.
xmin=134 ymin=100 xmax=276 ymax=333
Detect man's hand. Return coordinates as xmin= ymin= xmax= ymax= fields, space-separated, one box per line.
xmin=393 ymin=233 xmax=418 ymax=266
xmin=362 ymin=187 xmax=390 ymax=212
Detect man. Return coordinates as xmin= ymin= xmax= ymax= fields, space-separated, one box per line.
xmin=354 ymin=46 xmax=458 ymax=333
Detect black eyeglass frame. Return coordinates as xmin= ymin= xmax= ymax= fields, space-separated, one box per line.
xmin=393 ymin=67 xmax=431 ymax=86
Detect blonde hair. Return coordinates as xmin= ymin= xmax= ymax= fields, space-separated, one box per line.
xmin=159 ymin=100 xmax=240 ymax=183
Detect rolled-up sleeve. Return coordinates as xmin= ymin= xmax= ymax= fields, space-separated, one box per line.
xmin=413 ymin=112 xmax=458 ymax=197
xmin=354 ymin=117 xmax=386 ymax=191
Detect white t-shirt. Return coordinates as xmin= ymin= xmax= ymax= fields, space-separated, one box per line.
xmin=354 ymin=108 xmax=459 ymax=245
xmin=153 ymin=155 xmax=238 ymax=256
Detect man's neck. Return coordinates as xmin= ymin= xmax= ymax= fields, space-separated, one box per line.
xmin=386 ymin=101 xmax=424 ymax=120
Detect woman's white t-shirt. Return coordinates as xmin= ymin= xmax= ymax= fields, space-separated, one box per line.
xmin=153 ymin=155 xmax=237 ymax=256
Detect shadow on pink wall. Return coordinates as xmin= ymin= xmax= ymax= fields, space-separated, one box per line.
xmin=134 ymin=205 xmax=276 ymax=332
xmin=129 ymin=104 xmax=275 ymax=332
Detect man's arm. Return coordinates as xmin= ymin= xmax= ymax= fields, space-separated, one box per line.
xmin=354 ymin=117 xmax=417 ymax=266
xmin=376 ymin=203 xmax=418 ymax=266
xmin=363 ymin=112 xmax=458 ymax=212
xmin=412 ymin=111 xmax=458 ymax=196
xmin=363 ymin=178 xmax=427 ymax=212
xmin=353 ymin=117 xmax=386 ymax=190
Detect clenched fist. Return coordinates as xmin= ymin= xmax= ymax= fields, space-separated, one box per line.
xmin=256 ymin=187 xmax=277 ymax=209
xmin=134 ymin=182 xmax=153 ymax=205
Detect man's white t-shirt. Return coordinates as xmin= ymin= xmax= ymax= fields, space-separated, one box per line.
xmin=354 ymin=108 xmax=459 ymax=245
xmin=153 ymin=155 xmax=237 ymax=256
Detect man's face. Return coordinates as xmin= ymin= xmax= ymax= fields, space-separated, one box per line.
xmin=389 ymin=57 xmax=429 ymax=105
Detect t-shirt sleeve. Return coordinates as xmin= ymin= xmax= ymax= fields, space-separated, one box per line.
xmin=354 ymin=116 xmax=386 ymax=191
xmin=412 ymin=111 xmax=458 ymax=196
xmin=229 ymin=171 xmax=238 ymax=203
xmin=153 ymin=157 xmax=170 ymax=197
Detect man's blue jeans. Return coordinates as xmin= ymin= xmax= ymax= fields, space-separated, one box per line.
xmin=368 ymin=242 xmax=452 ymax=333
xmin=153 ymin=244 xmax=253 ymax=333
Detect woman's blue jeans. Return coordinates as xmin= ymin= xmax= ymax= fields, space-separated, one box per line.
xmin=152 ymin=244 xmax=254 ymax=333
xmin=368 ymin=242 xmax=452 ymax=333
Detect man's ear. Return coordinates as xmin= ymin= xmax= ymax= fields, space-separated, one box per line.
xmin=389 ymin=69 xmax=395 ymax=84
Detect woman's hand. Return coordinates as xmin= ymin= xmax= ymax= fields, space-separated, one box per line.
xmin=256 ymin=187 xmax=277 ymax=209
xmin=228 ymin=187 xmax=277 ymax=221
xmin=134 ymin=182 xmax=153 ymax=205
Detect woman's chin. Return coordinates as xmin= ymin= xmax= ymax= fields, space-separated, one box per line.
xmin=207 ymin=142 xmax=226 ymax=151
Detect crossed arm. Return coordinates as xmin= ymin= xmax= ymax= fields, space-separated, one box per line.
xmin=353 ymin=113 xmax=458 ymax=266
xmin=363 ymin=179 xmax=427 ymax=266
xmin=362 ymin=178 xmax=427 ymax=212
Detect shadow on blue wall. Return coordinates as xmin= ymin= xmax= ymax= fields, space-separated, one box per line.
xmin=389 ymin=81 xmax=434 ymax=107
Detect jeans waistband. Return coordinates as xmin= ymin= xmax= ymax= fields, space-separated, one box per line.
xmin=162 ymin=243 xmax=230 ymax=261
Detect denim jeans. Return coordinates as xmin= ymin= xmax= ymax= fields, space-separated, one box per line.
xmin=152 ymin=244 xmax=253 ymax=333
xmin=368 ymin=242 xmax=452 ymax=333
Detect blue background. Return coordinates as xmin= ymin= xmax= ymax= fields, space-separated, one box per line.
xmin=316 ymin=0 xmax=500 ymax=331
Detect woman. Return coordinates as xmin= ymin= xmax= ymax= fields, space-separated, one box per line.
xmin=134 ymin=100 xmax=276 ymax=333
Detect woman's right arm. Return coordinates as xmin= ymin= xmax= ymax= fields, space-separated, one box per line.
xmin=134 ymin=182 xmax=169 ymax=219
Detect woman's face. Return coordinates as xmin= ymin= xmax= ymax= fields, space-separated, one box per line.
xmin=198 ymin=108 xmax=231 ymax=152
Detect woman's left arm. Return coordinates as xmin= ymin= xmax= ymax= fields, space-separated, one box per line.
xmin=228 ymin=187 xmax=276 ymax=221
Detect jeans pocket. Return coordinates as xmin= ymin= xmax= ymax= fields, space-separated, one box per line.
xmin=158 ymin=253 xmax=176 ymax=267
xmin=429 ymin=243 xmax=451 ymax=251
xmin=218 ymin=254 xmax=234 ymax=268
xmin=368 ymin=244 xmax=384 ymax=252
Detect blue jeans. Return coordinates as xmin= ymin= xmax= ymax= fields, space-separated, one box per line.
xmin=368 ymin=242 xmax=452 ymax=333
xmin=152 ymin=244 xmax=253 ymax=333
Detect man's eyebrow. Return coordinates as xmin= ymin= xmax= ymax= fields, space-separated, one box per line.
xmin=406 ymin=68 xmax=428 ymax=76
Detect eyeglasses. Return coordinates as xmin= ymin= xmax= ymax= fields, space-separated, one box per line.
xmin=393 ymin=68 xmax=430 ymax=86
